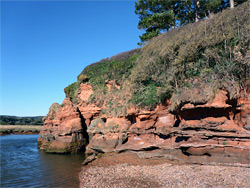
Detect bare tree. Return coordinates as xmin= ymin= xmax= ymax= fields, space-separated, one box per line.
xmin=195 ymin=0 xmax=200 ymax=22
xmin=230 ymin=0 xmax=234 ymax=8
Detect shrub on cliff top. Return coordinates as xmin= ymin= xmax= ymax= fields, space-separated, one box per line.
xmin=65 ymin=2 xmax=250 ymax=113
xmin=64 ymin=49 xmax=140 ymax=104
xmin=79 ymin=51 xmax=140 ymax=87
xmin=64 ymin=82 xmax=80 ymax=102
xmin=129 ymin=1 xmax=250 ymax=110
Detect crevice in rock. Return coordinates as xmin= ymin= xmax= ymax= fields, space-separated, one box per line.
xmin=145 ymin=127 xmax=156 ymax=131
xmin=179 ymin=107 xmax=231 ymax=120
xmin=121 ymin=135 xmax=128 ymax=144
xmin=157 ymin=133 xmax=171 ymax=140
xmin=59 ymin=133 xmax=71 ymax=136
xmin=127 ymin=115 xmax=137 ymax=125
xmin=180 ymin=147 xmax=190 ymax=156
xmin=88 ymin=116 xmax=94 ymax=126
xmin=140 ymin=146 xmax=160 ymax=151
xmin=175 ymin=136 xmax=189 ymax=143
xmin=181 ymin=126 xmax=235 ymax=132
xmin=47 ymin=136 xmax=55 ymax=141
xmin=78 ymin=108 xmax=89 ymax=152
xmin=173 ymin=115 xmax=181 ymax=127
xmin=233 ymin=109 xmax=241 ymax=120
xmin=92 ymin=148 xmax=105 ymax=154
xmin=101 ymin=118 xmax=107 ymax=123
xmin=207 ymin=135 xmax=250 ymax=139
xmin=226 ymin=97 xmax=237 ymax=107
xmin=140 ymin=117 xmax=149 ymax=121
xmin=203 ymin=153 xmax=211 ymax=157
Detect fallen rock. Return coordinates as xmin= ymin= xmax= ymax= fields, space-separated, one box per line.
xmin=82 ymin=153 xmax=96 ymax=165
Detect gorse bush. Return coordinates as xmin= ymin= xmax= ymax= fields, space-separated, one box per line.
xmin=65 ymin=2 xmax=250 ymax=114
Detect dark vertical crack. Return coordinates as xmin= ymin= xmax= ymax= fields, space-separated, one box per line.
xmin=173 ymin=115 xmax=181 ymax=127
xmin=77 ymin=108 xmax=89 ymax=152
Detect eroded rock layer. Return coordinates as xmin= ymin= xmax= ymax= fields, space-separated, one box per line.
xmin=39 ymin=84 xmax=250 ymax=164
xmin=38 ymin=98 xmax=88 ymax=153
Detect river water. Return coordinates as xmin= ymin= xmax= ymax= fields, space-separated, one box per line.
xmin=0 ymin=134 xmax=85 ymax=187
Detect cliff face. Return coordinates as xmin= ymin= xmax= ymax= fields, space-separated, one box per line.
xmin=38 ymin=98 xmax=88 ymax=153
xmin=38 ymin=2 xmax=250 ymax=164
xmin=39 ymin=83 xmax=250 ymax=164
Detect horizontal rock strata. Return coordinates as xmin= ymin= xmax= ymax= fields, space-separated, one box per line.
xmin=38 ymin=83 xmax=250 ymax=164
xmin=38 ymin=98 xmax=88 ymax=153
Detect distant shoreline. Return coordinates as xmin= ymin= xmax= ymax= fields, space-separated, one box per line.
xmin=0 ymin=115 xmax=44 ymax=126
xmin=0 ymin=125 xmax=43 ymax=136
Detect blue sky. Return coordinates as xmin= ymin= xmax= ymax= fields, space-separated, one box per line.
xmin=1 ymin=0 xmax=142 ymax=116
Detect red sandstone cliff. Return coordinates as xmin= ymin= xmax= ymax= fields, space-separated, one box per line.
xmin=38 ymin=3 xmax=250 ymax=165
xmin=38 ymin=83 xmax=250 ymax=164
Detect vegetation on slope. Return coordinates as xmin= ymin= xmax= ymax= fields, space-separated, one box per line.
xmin=130 ymin=1 xmax=250 ymax=110
xmin=65 ymin=2 xmax=250 ymax=115
xmin=80 ymin=49 xmax=140 ymax=87
xmin=135 ymin=0 xmax=248 ymax=43
xmin=0 ymin=115 xmax=44 ymax=125
xmin=64 ymin=49 xmax=140 ymax=104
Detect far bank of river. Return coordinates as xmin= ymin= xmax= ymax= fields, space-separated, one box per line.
xmin=0 ymin=134 xmax=85 ymax=187
xmin=0 ymin=125 xmax=43 ymax=135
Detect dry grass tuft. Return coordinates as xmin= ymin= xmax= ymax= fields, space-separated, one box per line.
xmin=0 ymin=125 xmax=43 ymax=134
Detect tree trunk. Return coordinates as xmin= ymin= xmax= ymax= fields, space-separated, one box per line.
xmin=230 ymin=0 xmax=234 ymax=8
xmin=172 ymin=16 xmax=176 ymax=29
xmin=195 ymin=0 xmax=200 ymax=22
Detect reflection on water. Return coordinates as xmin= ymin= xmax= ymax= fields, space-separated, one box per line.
xmin=0 ymin=134 xmax=85 ymax=188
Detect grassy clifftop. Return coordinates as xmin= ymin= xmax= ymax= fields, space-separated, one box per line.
xmin=65 ymin=2 xmax=250 ymax=115
xmin=130 ymin=1 xmax=250 ymax=111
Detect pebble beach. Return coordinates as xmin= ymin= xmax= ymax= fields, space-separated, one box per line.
xmin=80 ymin=152 xmax=250 ymax=188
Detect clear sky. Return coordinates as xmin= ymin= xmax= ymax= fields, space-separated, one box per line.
xmin=1 ymin=0 xmax=142 ymax=116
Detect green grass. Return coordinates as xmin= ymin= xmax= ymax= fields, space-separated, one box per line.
xmin=64 ymin=50 xmax=140 ymax=104
xmin=80 ymin=53 xmax=140 ymax=87
xmin=64 ymin=82 xmax=81 ymax=102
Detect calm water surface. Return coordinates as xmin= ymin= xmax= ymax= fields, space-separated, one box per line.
xmin=0 ymin=134 xmax=85 ymax=188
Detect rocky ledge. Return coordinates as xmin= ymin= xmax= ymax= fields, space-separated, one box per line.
xmin=38 ymin=83 xmax=250 ymax=164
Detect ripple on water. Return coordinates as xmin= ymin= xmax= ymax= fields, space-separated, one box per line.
xmin=0 ymin=134 xmax=85 ymax=188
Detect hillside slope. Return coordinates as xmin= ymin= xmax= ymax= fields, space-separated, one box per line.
xmin=62 ymin=1 xmax=250 ymax=116
xmin=38 ymin=3 xmax=250 ymax=165
xmin=0 ymin=115 xmax=44 ymax=125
